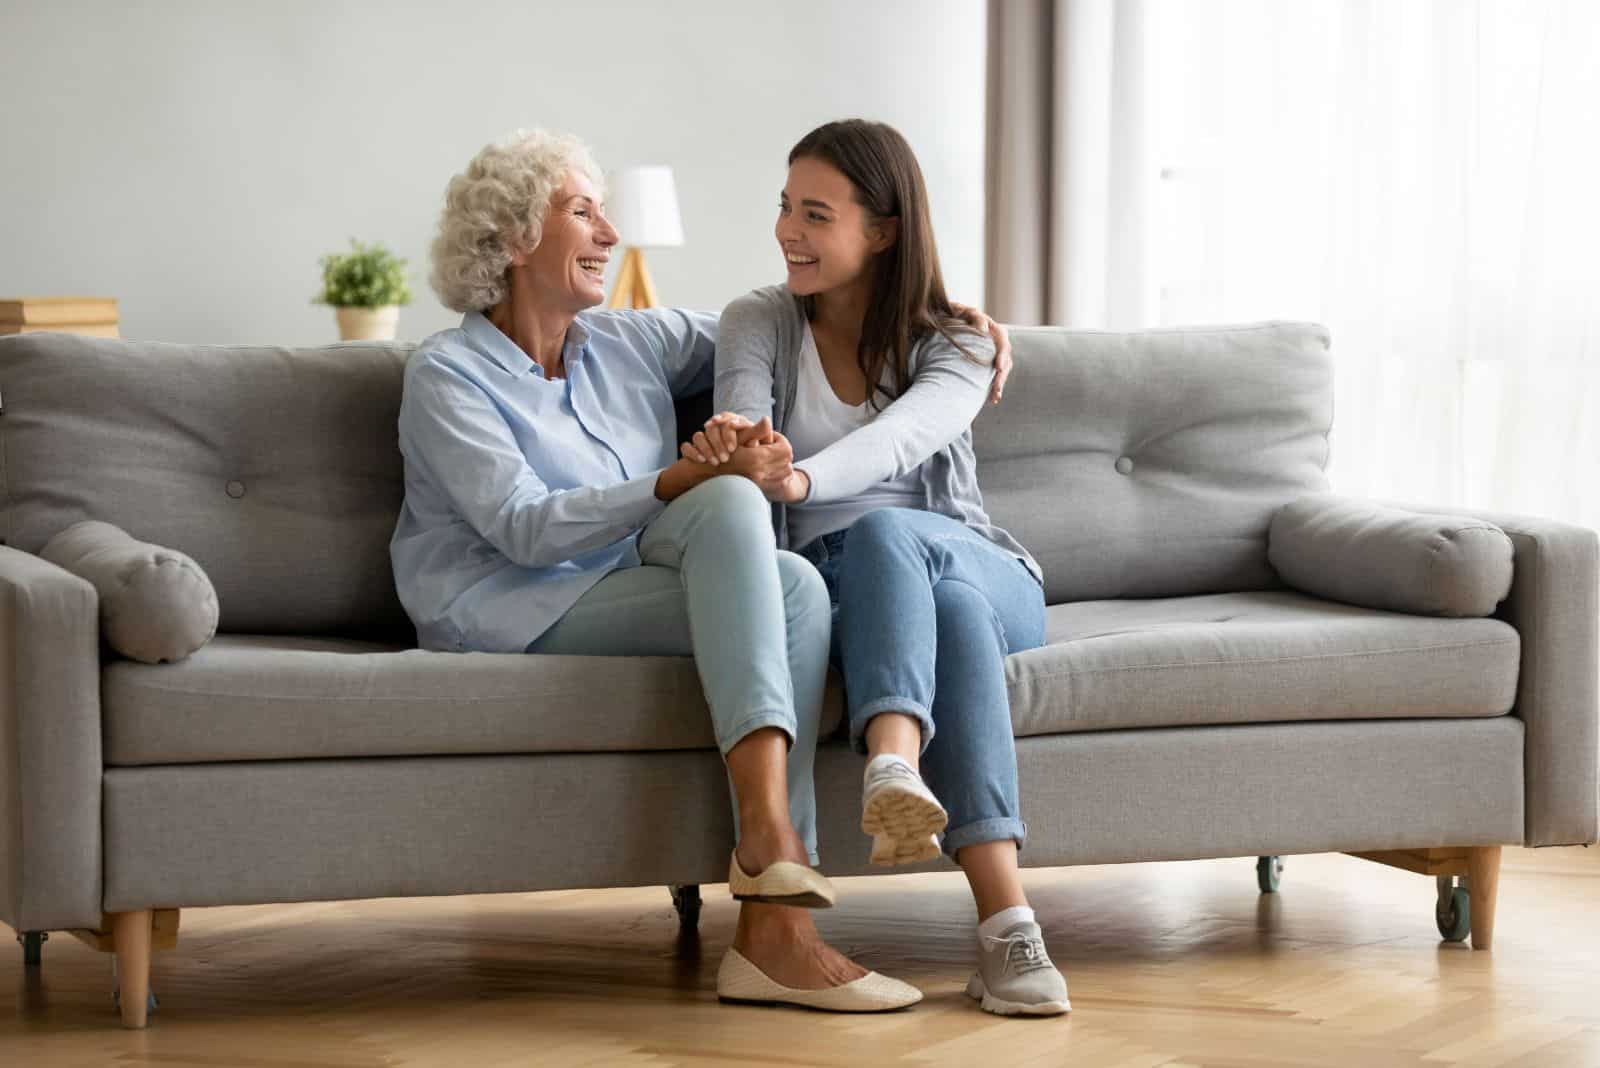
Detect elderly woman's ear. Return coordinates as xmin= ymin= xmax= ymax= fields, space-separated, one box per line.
xmin=428 ymin=128 xmax=605 ymax=314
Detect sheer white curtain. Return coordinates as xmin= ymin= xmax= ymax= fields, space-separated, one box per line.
xmin=988 ymin=0 xmax=1600 ymax=528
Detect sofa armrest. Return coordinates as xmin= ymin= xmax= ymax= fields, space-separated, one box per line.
xmin=1313 ymin=495 xmax=1598 ymax=846
xmin=0 ymin=545 xmax=104 ymax=931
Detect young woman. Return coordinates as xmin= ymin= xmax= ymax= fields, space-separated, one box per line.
xmin=687 ymin=119 xmax=1071 ymax=1016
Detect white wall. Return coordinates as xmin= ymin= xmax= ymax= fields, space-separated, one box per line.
xmin=0 ymin=0 xmax=986 ymax=345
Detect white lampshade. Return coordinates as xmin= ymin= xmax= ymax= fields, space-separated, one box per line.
xmin=606 ymin=165 xmax=685 ymax=248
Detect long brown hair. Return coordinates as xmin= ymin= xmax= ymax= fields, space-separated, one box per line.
xmin=788 ymin=119 xmax=985 ymax=410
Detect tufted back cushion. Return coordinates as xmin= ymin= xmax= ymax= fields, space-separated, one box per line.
xmin=0 ymin=319 xmax=1332 ymax=633
xmin=971 ymin=321 xmax=1333 ymax=604
xmin=0 ymin=333 xmax=412 ymax=634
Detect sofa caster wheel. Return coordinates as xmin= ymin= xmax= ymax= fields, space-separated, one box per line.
xmin=18 ymin=930 xmax=47 ymax=967
xmin=1436 ymin=875 xmax=1470 ymax=942
xmin=670 ymin=884 xmax=702 ymax=930
xmin=1256 ymin=855 xmax=1283 ymax=893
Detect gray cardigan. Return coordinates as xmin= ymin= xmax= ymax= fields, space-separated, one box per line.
xmin=713 ymin=284 xmax=1043 ymax=585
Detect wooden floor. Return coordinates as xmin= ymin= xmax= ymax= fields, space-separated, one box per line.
xmin=3 ymin=846 xmax=1598 ymax=1066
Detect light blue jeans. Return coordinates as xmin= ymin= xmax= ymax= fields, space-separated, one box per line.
xmin=526 ymin=476 xmax=830 ymax=864
xmin=797 ymin=508 xmax=1046 ymax=859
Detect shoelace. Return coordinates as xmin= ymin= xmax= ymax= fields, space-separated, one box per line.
xmin=983 ymin=932 xmax=1053 ymax=976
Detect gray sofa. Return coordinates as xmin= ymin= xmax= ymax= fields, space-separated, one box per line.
xmin=2 ymin=320 xmax=1595 ymax=1029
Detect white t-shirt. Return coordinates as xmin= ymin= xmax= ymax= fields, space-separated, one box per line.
xmin=786 ymin=323 xmax=923 ymax=550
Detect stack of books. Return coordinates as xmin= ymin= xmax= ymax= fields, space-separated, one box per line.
xmin=0 ymin=297 xmax=120 ymax=337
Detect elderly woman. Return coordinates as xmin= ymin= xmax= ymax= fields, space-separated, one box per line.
xmin=390 ymin=129 xmax=1007 ymax=1013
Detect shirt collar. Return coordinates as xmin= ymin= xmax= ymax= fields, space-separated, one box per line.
xmin=462 ymin=310 xmax=591 ymax=379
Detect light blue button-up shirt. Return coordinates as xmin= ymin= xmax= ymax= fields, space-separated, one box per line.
xmin=391 ymin=307 xmax=716 ymax=652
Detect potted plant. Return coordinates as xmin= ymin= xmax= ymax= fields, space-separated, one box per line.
xmin=313 ymin=239 xmax=414 ymax=340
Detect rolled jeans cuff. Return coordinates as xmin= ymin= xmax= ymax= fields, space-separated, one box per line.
xmin=718 ymin=710 xmax=796 ymax=757
xmin=849 ymin=697 xmax=935 ymax=756
xmin=942 ymin=817 xmax=1027 ymax=859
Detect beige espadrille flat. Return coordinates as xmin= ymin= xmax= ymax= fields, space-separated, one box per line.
xmin=727 ymin=850 xmax=836 ymax=908
xmin=716 ymin=947 xmax=923 ymax=1012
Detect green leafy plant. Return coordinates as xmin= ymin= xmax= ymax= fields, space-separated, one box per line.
xmin=313 ymin=239 xmax=414 ymax=308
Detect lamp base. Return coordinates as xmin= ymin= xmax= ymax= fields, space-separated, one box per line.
xmin=607 ymin=247 xmax=660 ymax=310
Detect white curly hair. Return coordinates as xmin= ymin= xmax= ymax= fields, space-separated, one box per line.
xmin=429 ymin=128 xmax=606 ymax=313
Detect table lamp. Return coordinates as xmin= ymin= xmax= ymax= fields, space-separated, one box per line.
xmin=605 ymin=165 xmax=684 ymax=309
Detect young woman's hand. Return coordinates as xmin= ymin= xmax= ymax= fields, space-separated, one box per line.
xmin=681 ymin=411 xmax=776 ymax=464
xmin=772 ymin=466 xmax=811 ymax=504
xmin=724 ymin=427 xmax=794 ymax=497
xmin=949 ymin=302 xmax=1013 ymax=404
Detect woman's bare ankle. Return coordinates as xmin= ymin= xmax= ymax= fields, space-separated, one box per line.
xmin=734 ymin=824 xmax=809 ymax=875
xmin=733 ymin=905 xmax=867 ymax=988
xmin=864 ymin=712 xmax=923 ymax=771
xmin=735 ymin=901 xmax=808 ymax=946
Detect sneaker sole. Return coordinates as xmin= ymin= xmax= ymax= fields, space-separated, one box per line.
xmin=862 ymin=781 xmax=947 ymax=845
xmin=869 ymin=832 xmax=941 ymax=867
xmin=965 ymin=977 xmax=1072 ymax=1016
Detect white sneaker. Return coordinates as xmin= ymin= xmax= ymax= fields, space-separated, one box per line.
xmin=861 ymin=756 xmax=947 ymax=866
xmin=965 ymin=921 xmax=1072 ymax=1016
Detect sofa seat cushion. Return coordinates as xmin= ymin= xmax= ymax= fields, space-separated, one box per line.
xmin=105 ymin=590 xmax=1519 ymax=766
xmin=103 ymin=635 xmax=846 ymax=766
xmin=1008 ymin=590 xmax=1520 ymax=738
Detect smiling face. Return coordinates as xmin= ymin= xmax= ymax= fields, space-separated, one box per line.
xmin=776 ymin=155 xmax=895 ymax=298
xmin=511 ymin=169 xmax=619 ymax=312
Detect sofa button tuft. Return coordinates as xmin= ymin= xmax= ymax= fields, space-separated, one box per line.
xmin=226 ymin=480 xmax=246 ymax=499
xmin=1115 ymin=456 xmax=1134 ymax=475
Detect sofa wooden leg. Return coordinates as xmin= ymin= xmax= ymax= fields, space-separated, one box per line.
xmin=1344 ymin=846 xmax=1506 ymax=947
xmin=111 ymin=910 xmax=153 ymax=1029
xmin=1467 ymin=845 xmax=1501 ymax=951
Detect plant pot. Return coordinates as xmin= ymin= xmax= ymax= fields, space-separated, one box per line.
xmin=335 ymin=305 xmax=400 ymax=341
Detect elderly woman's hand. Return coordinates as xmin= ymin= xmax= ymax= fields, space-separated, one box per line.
xmin=950 ymin=302 xmax=1013 ymax=405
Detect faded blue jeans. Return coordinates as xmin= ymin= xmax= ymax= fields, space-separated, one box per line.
xmin=797 ymin=507 xmax=1045 ymax=858
xmin=525 ymin=475 xmax=830 ymax=864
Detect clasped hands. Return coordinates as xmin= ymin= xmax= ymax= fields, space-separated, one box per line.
xmin=679 ymin=302 xmax=1013 ymax=504
xmin=681 ymin=413 xmax=810 ymax=503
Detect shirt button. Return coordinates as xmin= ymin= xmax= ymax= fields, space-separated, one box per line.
xmin=226 ymin=480 xmax=246 ymax=498
xmin=1115 ymin=456 xmax=1134 ymax=475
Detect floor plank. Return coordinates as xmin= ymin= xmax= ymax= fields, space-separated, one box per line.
xmin=3 ymin=846 xmax=1597 ymax=1066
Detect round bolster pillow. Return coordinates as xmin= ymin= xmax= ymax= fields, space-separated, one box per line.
xmin=1268 ymin=494 xmax=1514 ymax=618
xmin=40 ymin=520 xmax=219 ymax=663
